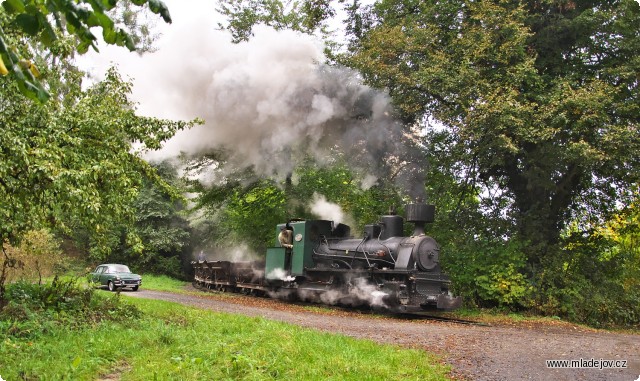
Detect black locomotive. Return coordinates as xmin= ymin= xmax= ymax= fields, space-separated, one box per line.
xmin=192 ymin=202 xmax=461 ymax=311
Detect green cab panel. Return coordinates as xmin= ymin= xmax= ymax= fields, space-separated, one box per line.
xmin=265 ymin=247 xmax=286 ymax=280
xmin=275 ymin=220 xmax=333 ymax=276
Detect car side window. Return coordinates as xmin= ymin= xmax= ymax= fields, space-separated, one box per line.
xmin=95 ymin=266 xmax=105 ymax=274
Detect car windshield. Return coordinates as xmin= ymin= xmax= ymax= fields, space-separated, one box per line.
xmin=109 ymin=265 xmax=131 ymax=273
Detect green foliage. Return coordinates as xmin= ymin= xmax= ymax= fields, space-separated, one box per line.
xmin=529 ymin=235 xmax=640 ymax=328
xmin=526 ymin=197 xmax=640 ymax=328
xmin=102 ymin=161 xmax=192 ymax=278
xmin=442 ymin=236 xmax=530 ymax=309
xmin=0 ymin=0 xmax=172 ymax=101
xmin=193 ymin=175 xmax=287 ymax=254
xmin=348 ymin=0 xmax=640 ymax=264
xmin=291 ymin=156 xmax=404 ymax=232
xmin=216 ymin=0 xmax=336 ymax=42
xmin=0 ymin=66 xmax=195 ymax=260
xmin=2 ymin=229 xmax=62 ymax=284
xmin=222 ymin=179 xmax=287 ymax=251
xmin=189 ymin=154 xmax=406 ymax=255
xmin=187 ymin=152 xmax=288 ymax=254
xmin=0 ymin=277 xmax=141 ymax=339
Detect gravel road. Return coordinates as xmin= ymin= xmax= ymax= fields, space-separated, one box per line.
xmin=125 ymin=288 xmax=640 ymax=381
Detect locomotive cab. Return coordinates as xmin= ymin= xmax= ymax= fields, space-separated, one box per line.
xmin=265 ymin=220 xmax=333 ymax=281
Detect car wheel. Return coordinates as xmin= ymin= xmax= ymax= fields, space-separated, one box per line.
xmin=132 ymin=286 xmax=139 ymax=291
xmin=108 ymin=281 xmax=115 ymax=292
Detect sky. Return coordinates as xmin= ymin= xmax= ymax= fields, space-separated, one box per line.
xmin=77 ymin=0 xmax=219 ymax=119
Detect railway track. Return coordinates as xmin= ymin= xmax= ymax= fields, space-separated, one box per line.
xmin=194 ymin=282 xmax=487 ymax=326
xmin=389 ymin=312 xmax=491 ymax=326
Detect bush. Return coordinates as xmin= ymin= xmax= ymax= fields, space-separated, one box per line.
xmin=3 ymin=229 xmax=63 ymax=283
xmin=0 ymin=277 xmax=142 ymax=339
xmin=442 ymin=238 xmax=531 ymax=309
xmin=527 ymin=233 xmax=640 ymax=328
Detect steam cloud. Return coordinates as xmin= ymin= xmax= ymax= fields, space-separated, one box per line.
xmin=128 ymin=23 xmax=426 ymax=199
xmin=310 ymin=193 xmax=346 ymax=225
xmin=198 ymin=243 xmax=259 ymax=262
xmin=269 ymin=277 xmax=389 ymax=309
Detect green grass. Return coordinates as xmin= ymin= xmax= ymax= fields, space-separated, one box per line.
xmin=0 ymin=297 xmax=451 ymax=381
xmin=44 ymin=273 xmax=190 ymax=293
xmin=140 ymin=273 xmax=190 ymax=292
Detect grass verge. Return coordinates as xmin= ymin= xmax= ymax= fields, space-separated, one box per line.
xmin=139 ymin=273 xmax=190 ymax=293
xmin=1 ymin=292 xmax=451 ymax=380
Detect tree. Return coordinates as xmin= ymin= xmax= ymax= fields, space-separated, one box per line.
xmin=214 ymin=0 xmax=640 ymax=262
xmin=1 ymin=65 xmax=194 ymax=247
xmin=102 ymin=161 xmax=192 ymax=278
xmin=187 ymin=151 xmax=407 ymax=256
xmin=216 ymin=0 xmax=335 ymax=42
xmin=185 ymin=152 xmax=288 ymax=255
xmin=0 ymin=65 xmax=196 ymax=304
xmin=348 ymin=0 xmax=640 ymax=264
xmin=0 ymin=0 xmax=172 ymax=101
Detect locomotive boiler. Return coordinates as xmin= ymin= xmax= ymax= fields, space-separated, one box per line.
xmin=192 ymin=202 xmax=461 ymax=311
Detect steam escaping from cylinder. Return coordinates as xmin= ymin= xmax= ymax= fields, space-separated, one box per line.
xmin=266 ymin=268 xmax=295 ymax=282
xmin=269 ymin=277 xmax=389 ymax=309
xmin=317 ymin=278 xmax=389 ymax=309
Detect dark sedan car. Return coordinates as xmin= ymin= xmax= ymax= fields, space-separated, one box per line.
xmin=89 ymin=264 xmax=142 ymax=291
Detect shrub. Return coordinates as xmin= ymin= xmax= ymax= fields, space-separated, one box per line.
xmin=3 ymin=229 xmax=63 ymax=283
xmin=528 ymin=233 xmax=640 ymax=328
xmin=442 ymin=237 xmax=531 ymax=309
xmin=0 ymin=277 xmax=142 ymax=339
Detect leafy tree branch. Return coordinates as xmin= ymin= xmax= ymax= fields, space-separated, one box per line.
xmin=0 ymin=0 xmax=172 ymax=102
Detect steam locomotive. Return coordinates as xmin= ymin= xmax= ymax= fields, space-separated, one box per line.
xmin=192 ymin=202 xmax=461 ymax=311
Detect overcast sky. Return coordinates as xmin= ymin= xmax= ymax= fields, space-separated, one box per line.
xmin=76 ymin=0 xmax=219 ymax=119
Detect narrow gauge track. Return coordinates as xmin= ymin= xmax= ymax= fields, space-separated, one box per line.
xmin=192 ymin=282 xmax=486 ymax=326
xmin=388 ymin=312 xmax=491 ymax=326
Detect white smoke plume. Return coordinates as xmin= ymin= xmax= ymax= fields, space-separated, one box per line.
xmin=291 ymin=277 xmax=389 ymax=308
xmin=203 ymin=243 xmax=259 ymax=262
xmin=360 ymin=174 xmax=378 ymax=190
xmin=310 ymin=193 xmax=347 ymax=225
xmin=118 ymin=21 xmax=425 ymax=197
xmin=266 ymin=267 xmax=296 ymax=282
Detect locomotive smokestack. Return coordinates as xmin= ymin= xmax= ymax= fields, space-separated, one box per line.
xmin=405 ymin=203 xmax=435 ymax=236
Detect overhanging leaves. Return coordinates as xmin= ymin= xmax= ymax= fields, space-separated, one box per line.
xmin=0 ymin=0 xmax=172 ymax=102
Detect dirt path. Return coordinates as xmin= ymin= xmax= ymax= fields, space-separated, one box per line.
xmin=125 ymin=288 xmax=640 ymax=381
